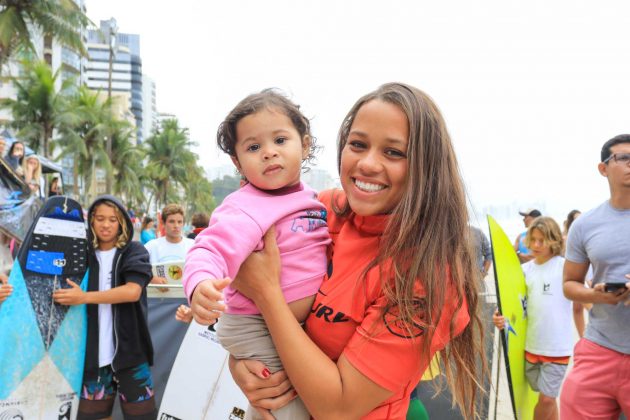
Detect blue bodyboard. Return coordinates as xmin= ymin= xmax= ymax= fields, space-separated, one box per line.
xmin=0 ymin=196 xmax=88 ymax=420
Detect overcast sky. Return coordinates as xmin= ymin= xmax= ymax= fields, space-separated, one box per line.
xmin=87 ymin=0 xmax=630 ymax=229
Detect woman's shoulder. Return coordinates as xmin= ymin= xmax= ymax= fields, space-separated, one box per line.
xmin=317 ymin=188 xmax=346 ymax=209
xmin=317 ymin=189 xmax=349 ymax=234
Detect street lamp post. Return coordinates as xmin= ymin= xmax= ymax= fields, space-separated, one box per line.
xmin=106 ymin=18 xmax=117 ymax=194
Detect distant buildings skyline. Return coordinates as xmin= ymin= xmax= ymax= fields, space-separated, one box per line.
xmin=142 ymin=74 xmax=157 ymax=141
xmin=86 ymin=19 xmax=146 ymax=143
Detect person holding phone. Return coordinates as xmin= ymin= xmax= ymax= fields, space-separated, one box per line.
xmin=561 ymin=134 xmax=630 ymax=419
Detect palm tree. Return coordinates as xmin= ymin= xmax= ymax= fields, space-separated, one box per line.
xmin=57 ymin=86 xmax=111 ymax=202
xmin=176 ymin=154 xmax=215 ymax=216
xmin=0 ymin=60 xmax=75 ymax=157
xmin=144 ymin=119 xmax=194 ymax=209
xmin=0 ymin=0 xmax=90 ymax=75
xmin=110 ymin=118 xmax=146 ymax=208
xmin=185 ymin=172 xmax=215 ymax=216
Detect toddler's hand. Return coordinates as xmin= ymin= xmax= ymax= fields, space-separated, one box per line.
xmin=175 ymin=304 xmax=193 ymax=323
xmin=190 ymin=278 xmax=230 ymax=325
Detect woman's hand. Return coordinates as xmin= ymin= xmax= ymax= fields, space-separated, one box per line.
xmin=492 ymin=309 xmax=505 ymax=330
xmin=52 ymin=279 xmax=85 ymax=305
xmin=229 ymin=356 xmax=296 ymax=419
xmin=190 ymin=278 xmax=229 ymax=325
xmin=231 ymin=226 xmax=281 ymax=303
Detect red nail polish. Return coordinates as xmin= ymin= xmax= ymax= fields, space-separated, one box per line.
xmin=262 ymin=368 xmax=271 ymax=378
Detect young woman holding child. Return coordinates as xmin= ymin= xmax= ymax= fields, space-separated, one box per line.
xmin=189 ymin=83 xmax=486 ymax=419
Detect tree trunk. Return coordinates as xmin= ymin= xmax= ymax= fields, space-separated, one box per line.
xmin=145 ymin=190 xmax=155 ymax=215
xmin=0 ymin=40 xmax=16 ymax=78
xmin=73 ymin=155 xmax=79 ymax=198
xmin=162 ymin=179 xmax=169 ymax=209
xmin=44 ymin=124 xmax=52 ymax=158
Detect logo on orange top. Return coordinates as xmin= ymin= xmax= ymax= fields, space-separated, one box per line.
xmin=383 ymin=298 xmax=426 ymax=339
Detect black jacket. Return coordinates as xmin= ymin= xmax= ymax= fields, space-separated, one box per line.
xmin=84 ymin=195 xmax=153 ymax=380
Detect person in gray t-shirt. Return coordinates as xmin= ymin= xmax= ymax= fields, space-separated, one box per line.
xmin=560 ymin=134 xmax=630 ymax=419
xmin=470 ymin=226 xmax=492 ymax=277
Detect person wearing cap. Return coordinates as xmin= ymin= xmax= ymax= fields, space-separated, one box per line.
xmin=513 ymin=208 xmax=542 ymax=264
xmin=560 ymin=134 xmax=630 ymax=419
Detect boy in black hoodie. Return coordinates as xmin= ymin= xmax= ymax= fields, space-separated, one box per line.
xmin=54 ymin=195 xmax=156 ymax=420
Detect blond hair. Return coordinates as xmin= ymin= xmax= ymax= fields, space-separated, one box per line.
xmin=22 ymin=154 xmax=42 ymax=187
xmin=525 ymin=216 xmax=564 ymax=257
xmin=90 ymin=201 xmax=130 ymax=249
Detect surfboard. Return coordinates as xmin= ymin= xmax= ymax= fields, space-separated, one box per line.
xmin=487 ymin=215 xmax=537 ymax=420
xmin=158 ymin=320 xmax=248 ymax=420
xmin=0 ymin=196 xmax=88 ymax=420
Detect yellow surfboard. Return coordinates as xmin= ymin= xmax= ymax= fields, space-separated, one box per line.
xmin=488 ymin=216 xmax=537 ymax=420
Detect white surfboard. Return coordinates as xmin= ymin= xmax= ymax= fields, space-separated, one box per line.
xmin=158 ymin=320 xmax=248 ymax=420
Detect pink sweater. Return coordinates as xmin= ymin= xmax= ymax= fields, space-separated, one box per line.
xmin=183 ymin=182 xmax=330 ymax=314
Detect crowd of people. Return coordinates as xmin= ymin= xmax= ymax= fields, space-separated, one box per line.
xmin=0 ymin=85 xmax=629 ymax=420
xmin=487 ymin=134 xmax=630 ymax=420
xmin=0 ymin=136 xmax=63 ymax=198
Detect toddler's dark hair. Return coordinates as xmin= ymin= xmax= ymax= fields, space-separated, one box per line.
xmin=217 ymin=89 xmax=318 ymax=169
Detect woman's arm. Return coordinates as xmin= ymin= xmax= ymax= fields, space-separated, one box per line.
xmin=232 ymin=228 xmax=393 ymax=419
xmin=53 ymin=279 xmax=142 ymax=305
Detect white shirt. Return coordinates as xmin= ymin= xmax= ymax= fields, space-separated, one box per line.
xmin=523 ymin=255 xmax=574 ymax=357
xmin=144 ymin=236 xmax=194 ymax=264
xmin=96 ymin=248 xmax=116 ymax=367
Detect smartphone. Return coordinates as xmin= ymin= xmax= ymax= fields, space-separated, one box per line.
xmin=604 ymin=282 xmax=628 ymax=293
